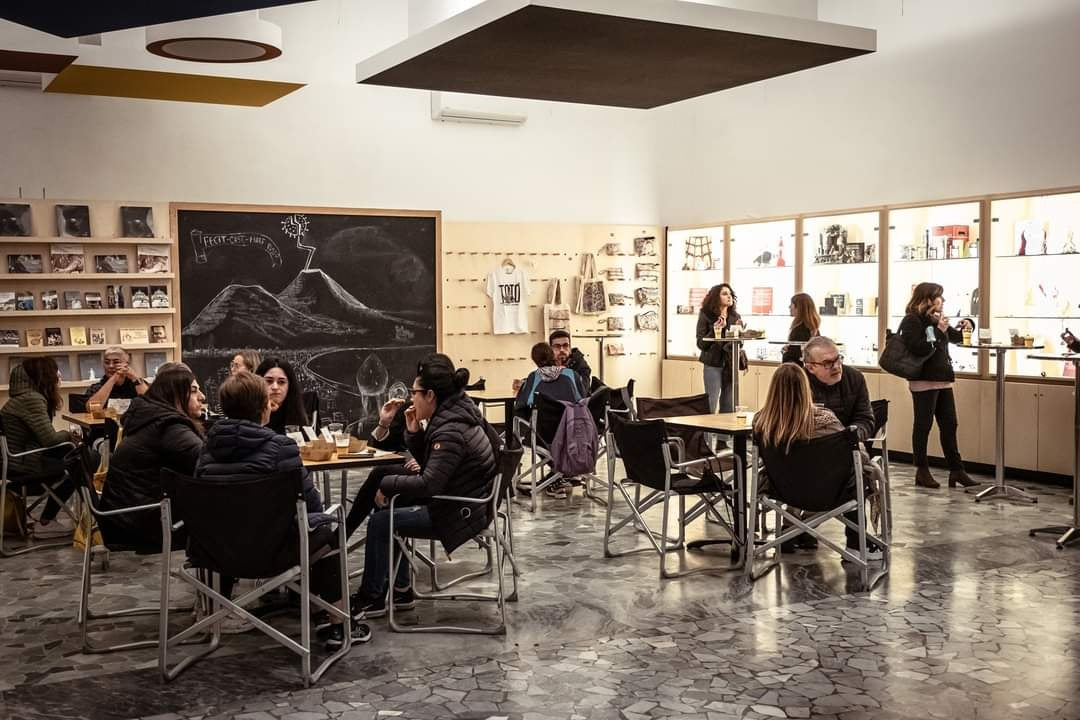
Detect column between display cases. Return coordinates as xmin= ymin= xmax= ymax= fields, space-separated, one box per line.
xmin=878 ymin=209 xmax=888 ymax=360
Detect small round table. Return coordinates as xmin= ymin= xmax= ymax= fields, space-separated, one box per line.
xmin=1026 ymin=352 xmax=1080 ymax=549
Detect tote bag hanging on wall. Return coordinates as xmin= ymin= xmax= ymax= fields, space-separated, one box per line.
xmin=575 ymin=253 xmax=607 ymax=315
xmin=543 ymin=278 xmax=571 ymax=339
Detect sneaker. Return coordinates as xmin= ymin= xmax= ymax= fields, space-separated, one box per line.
xmin=350 ymin=587 xmax=415 ymax=619
xmin=544 ymin=481 xmax=567 ymax=500
xmin=219 ymin=612 xmax=255 ymax=634
xmin=843 ymin=542 xmax=884 ymax=562
xmin=324 ymin=620 xmax=372 ymax=650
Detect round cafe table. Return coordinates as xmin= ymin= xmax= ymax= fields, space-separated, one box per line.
xmin=1026 ymin=352 xmax=1080 ymax=548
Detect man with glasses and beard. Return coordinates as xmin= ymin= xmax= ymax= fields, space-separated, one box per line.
xmin=802 ymin=336 xmax=875 ymax=442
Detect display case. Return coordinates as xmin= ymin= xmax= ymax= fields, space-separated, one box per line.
xmin=801 ymin=212 xmax=880 ymax=367
xmin=990 ymin=190 xmax=1080 ymax=378
xmin=887 ymin=201 xmax=981 ymax=373
xmin=729 ymin=219 xmax=795 ymax=362
xmin=666 ymin=226 xmax=724 ymax=358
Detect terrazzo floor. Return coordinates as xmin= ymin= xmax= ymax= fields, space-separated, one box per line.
xmin=0 ymin=462 xmax=1077 ymax=720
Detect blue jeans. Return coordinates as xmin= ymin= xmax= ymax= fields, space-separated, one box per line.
xmin=703 ymin=365 xmax=734 ymax=413
xmin=359 ymin=504 xmax=436 ymax=599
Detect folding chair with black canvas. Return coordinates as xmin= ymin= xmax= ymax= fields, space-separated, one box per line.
xmin=748 ymin=427 xmax=891 ymax=592
xmin=158 ymin=468 xmax=351 ymax=687
xmin=866 ymin=399 xmax=892 ymax=526
xmin=0 ymin=426 xmax=77 ymax=557
xmin=388 ymin=445 xmax=523 ymax=634
xmin=603 ymin=413 xmax=744 ymax=579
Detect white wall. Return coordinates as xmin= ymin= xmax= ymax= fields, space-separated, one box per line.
xmin=654 ymin=0 xmax=1080 ymax=226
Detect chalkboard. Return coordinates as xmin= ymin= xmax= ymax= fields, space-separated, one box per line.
xmin=175 ymin=204 xmax=439 ymax=428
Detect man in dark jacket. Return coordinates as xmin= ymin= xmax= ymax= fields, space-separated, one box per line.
xmin=802 ymin=336 xmax=876 ymax=442
xmin=549 ymin=330 xmax=592 ymax=388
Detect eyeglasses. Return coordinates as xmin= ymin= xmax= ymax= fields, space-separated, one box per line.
xmin=409 ymin=388 xmax=428 ymax=396
xmin=807 ymin=355 xmax=843 ymax=370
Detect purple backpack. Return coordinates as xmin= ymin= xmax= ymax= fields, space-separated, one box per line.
xmin=550 ymin=398 xmax=598 ymax=476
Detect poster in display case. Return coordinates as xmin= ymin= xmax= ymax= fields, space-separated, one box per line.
xmin=666 ymin=227 xmax=724 ymax=357
xmin=729 ymin=219 xmax=795 ymax=361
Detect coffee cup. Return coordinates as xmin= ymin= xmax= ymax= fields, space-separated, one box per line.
xmin=87 ymin=401 xmax=105 ymax=419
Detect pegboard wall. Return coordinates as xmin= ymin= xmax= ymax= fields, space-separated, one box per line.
xmin=442 ymin=222 xmax=664 ymax=407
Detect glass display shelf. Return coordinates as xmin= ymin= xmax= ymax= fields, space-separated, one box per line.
xmin=989 ymin=190 xmax=1080 ymax=378
xmin=888 ymin=201 xmax=981 ymax=374
xmin=802 ymin=212 xmax=880 ymax=367
xmin=666 ymin=226 xmax=724 ymax=358
xmin=729 ymin=219 xmax=795 ymax=362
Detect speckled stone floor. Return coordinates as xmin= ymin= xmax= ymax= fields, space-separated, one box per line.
xmin=1 ymin=462 xmax=1077 ymax=720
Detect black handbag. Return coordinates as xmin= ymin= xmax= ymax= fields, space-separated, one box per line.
xmin=878 ymin=329 xmax=929 ymax=380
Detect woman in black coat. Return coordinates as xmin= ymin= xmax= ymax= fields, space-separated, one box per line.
xmin=783 ymin=292 xmax=820 ymax=365
xmin=351 ymin=353 xmax=499 ymax=618
xmin=99 ymin=366 xmax=205 ymax=546
xmin=898 ymin=282 xmax=976 ymax=490
xmin=695 ymin=283 xmax=743 ymax=413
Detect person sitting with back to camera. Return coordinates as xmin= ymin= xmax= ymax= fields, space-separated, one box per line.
xmin=85 ymin=346 xmax=148 ymax=407
xmin=511 ymin=330 xmax=592 ymax=394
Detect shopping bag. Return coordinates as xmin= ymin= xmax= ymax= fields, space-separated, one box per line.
xmin=543 ymin=278 xmax=571 ymax=339
xmin=575 ymin=253 xmax=607 ymax=315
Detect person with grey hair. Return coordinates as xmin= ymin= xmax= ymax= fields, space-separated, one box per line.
xmin=802 ymin=336 xmax=875 ymax=442
xmin=84 ymin=346 xmax=148 ymax=406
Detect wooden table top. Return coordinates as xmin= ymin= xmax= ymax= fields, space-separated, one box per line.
xmin=468 ymin=390 xmax=518 ymax=402
xmin=62 ymin=412 xmax=106 ymax=428
xmin=661 ymin=413 xmax=754 ymax=434
xmin=302 ymin=451 xmax=404 ymax=470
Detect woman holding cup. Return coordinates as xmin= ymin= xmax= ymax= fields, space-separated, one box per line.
xmin=695 ymin=283 xmax=744 ymax=413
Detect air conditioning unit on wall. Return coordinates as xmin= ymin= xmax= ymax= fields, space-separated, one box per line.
xmin=430 ymin=91 xmax=527 ymax=126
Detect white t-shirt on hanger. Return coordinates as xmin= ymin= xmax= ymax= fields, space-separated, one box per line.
xmin=486 ymin=265 xmax=529 ymax=334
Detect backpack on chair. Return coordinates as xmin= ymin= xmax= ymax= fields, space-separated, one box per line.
xmin=550 ymin=398 xmax=599 ymax=477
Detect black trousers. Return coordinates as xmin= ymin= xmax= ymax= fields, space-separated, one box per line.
xmin=910 ymin=388 xmax=963 ymax=471
xmin=345 ymin=464 xmax=408 ymax=538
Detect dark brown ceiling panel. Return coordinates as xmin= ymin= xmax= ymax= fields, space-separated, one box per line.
xmin=0 ymin=49 xmax=77 ymax=73
xmin=359 ymin=5 xmax=874 ymax=109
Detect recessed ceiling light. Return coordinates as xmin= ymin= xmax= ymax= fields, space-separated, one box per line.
xmin=146 ymin=12 xmax=281 ymax=63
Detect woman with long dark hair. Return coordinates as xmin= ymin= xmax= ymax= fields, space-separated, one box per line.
xmin=255 ymin=357 xmax=308 ymax=434
xmin=898 ymin=282 xmax=976 ymax=489
xmin=0 ymin=357 xmax=76 ymax=522
xmin=695 ymin=283 xmax=743 ymax=413
xmin=782 ymin=293 xmax=821 ymax=365
xmin=99 ymin=366 xmax=207 ymax=546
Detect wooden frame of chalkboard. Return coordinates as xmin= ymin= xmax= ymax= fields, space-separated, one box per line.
xmin=172 ymin=202 xmax=441 ymax=429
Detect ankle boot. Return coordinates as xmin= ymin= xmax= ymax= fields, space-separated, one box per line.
xmin=914 ymin=466 xmax=940 ymax=489
xmin=948 ymin=468 xmax=978 ymax=488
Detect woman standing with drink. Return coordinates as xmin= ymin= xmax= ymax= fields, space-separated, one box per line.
xmin=696 ymin=283 xmax=743 ymax=413
xmin=783 ymin=293 xmax=820 ymax=365
xmin=898 ymin=282 xmax=976 ymax=489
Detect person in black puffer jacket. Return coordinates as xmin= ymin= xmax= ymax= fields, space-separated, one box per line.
xmin=351 ymin=353 xmax=499 ymax=618
xmin=99 ymin=365 xmax=205 ymax=547
xmin=898 ymin=282 xmax=976 ymax=490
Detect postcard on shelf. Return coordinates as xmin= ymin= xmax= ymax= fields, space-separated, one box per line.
xmin=120 ymin=206 xmax=154 ymax=238
xmin=106 ymin=285 xmax=124 ymax=309
xmin=119 ymin=327 xmax=149 ymax=344
xmin=94 ymin=254 xmax=129 ymax=273
xmin=44 ymin=327 xmax=63 ymax=346
xmin=84 ymin=292 xmax=103 ymax=310
xmin=55 ymin=205 xmax=91 ymax=238
xmin=130 ymin=286 xmax=150 ymax=308
xmin=69 ymin=326 xmax=87 ymax=346
xmin=41 ymin=290 xmax=58 ymax=310
xmin=149 ymin=285 xmax=169 ymax=308
xmin=26 ymin=329 xmax=42 ymax=347
xmin=63 ymin=291 xmax=83 ymax=310
xmin=52 ymin=355 xmax=71 ymax=381
xmin=0 ymin=204 xmax=32 ymax=236
xmin=751 ymin=287 xmax=774 ymax=315
xmin=50 ymin=244 xmax=85 ymax=273
xmin=0 ymin=293 xmax=14 ymax=312
xmin=144 ymin=351 xmax=167 ymax=377
xmin=150 ymin=324 xmax=167 ymax=343
xmin=15 ymin=292 xmax=33 ymax=311
xmin=78 ymin=353 xmax=104 ymax=381
xmin=7 ymin=254 xmax=43 ymax=273
xmin=137 ymin=245 xmax=169 ymax=273
xmin=0 ymin=329 xmax=19 ymax=347
xmin=89 ymin=327 xmax=106 ymax=345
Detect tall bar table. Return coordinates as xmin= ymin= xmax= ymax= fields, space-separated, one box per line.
xmin=963 ymin=342 xmax=1043 ymax=503
xmin=701 ymin=335 xmax=760 ymax=410
xmin=1026 ymin=352 xmax=1079 ymax=548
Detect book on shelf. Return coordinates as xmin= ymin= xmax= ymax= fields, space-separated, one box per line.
xmin=106 ymin=285 xmax=124 ymax=309
xmin=52 ymin=355 xmax=71 ymax=381
xmin=55 ymin=205 xmax=91 ymax=238
xmin=144 ymin=351 xmax=167 ymax=378
xmin=40 ymin=290 xmax=58 ymax=310
xmin=89 ymin=327 xmax=106 ymax=345
xmin=94 ymin=254 xmax=129 ymax=273
xmin=150 ymin=285 xmax=169 ymax=308
xmin=7 ymin=254 xmax=43 ymax=273
xmin=119 ymin=327 xmax=149 ymax=344
xmin=0 ymin=329 xmax=19 ymax=347
xmin=69 ymin=326 xmax=87 ymax=346
xmin=63 ymin=291 xmax=83 ymax=310
xmin=130 ymin=286 xmax=150 ymax=309
xmin=26 ymin=329 xmax=42 ymax=347
xmin=78 ymin=353 xmax=104 ymax=381
xmin=0 ymin=203 xmax=32 ymax=236
xmin=84 ymin=292 xmax=103 ymax=310
xmin=137 ymin=245 xmax=169 ymax=273
xmin=0 ymin=292 xmax=15 ymax=312
xmin=44 ymin=327 xmax=63 ymax=347
xmin=150 ymin=324 xmax=167 ymax=343
xmin=15 ymin=292 xmax=33 ymax=311
xmin=50 ymin=244 xmax=85 ymax=273
xmin=120 ymin=206 xmax=154 ymax=238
